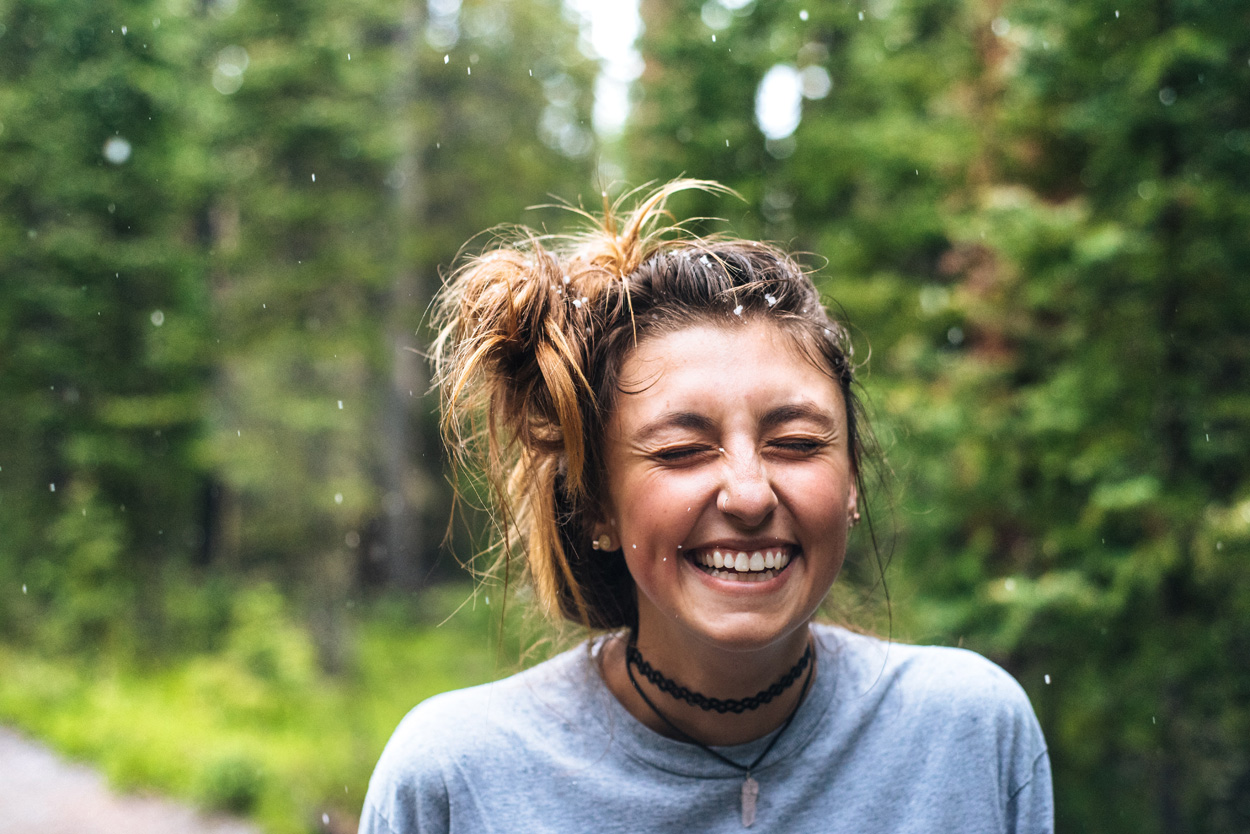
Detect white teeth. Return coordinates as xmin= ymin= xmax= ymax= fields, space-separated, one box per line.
xmin=694 ymin=548 xmax=794 ymax=578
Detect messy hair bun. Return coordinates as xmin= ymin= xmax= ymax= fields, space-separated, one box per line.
xmin=433 ymin=180 xmax=866 ymax=630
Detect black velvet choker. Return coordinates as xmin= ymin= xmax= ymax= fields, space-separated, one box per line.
xmin=624 ymin=640 xmax=812 ymax=714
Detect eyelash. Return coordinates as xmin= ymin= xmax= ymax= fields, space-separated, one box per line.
xmin=652 ymin=439 xmax=826 ymax=463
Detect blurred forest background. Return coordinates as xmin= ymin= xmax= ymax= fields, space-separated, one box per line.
xmin=1 ymin=0 xmax=1247 ymax=831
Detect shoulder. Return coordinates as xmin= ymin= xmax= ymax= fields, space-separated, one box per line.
xmin=819 ymin=626 xmax=1036 ymax=717
xmin=361 ymin=644 xmax=598 ymax=831
xmin=816 ymin=626 xmax=1048 ymax=782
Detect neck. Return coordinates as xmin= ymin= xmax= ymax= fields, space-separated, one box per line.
xmin=601 ymin=626 xmax=815 ymax=747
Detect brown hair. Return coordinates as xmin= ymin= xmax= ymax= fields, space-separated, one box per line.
xmin=433 ymin=180 xmax=871 ymax=630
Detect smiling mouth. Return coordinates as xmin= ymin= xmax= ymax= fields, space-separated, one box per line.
xmin=688 ymin=547 xmax=794 ymax=583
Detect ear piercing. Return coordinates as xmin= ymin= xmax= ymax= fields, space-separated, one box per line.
xmin=849 ymin=510 xmax=861 ymax=529
xmin=592 ymin=534 xmax=612 ymax=551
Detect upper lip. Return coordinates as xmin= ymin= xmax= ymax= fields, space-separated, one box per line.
xmin=685 ymin=538 xmax=797 ymax=554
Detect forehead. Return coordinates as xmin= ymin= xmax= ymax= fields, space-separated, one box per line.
xmin=611 ymin=320 xmax=844 ymax=430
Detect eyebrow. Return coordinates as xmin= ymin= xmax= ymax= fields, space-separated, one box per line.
xmin=633 ymin=411 xmax=716 ymax=443
xmin=632 ymin=402 xmax=837 ymax=443
xmin=759 ymin=402 xmax=838 ymax=432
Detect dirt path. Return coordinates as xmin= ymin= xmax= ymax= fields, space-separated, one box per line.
xmin=0 ymin=726 xmax=262 ymax=834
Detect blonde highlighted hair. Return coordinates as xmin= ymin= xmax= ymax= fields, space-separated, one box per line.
xmin=433 ymin=180 xmax=867 ymax=630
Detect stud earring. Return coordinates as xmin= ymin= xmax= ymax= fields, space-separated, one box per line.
xmin=592 ymin=534 xmax=612 ymax=551
xmin=849 ymin=510 xmax=861 ymax=529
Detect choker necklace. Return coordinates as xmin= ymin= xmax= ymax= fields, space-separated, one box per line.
xmin=625 ymin=641 xmax=812 ymax=713
xmin=624 ymin=637 xmax=816 ymax=828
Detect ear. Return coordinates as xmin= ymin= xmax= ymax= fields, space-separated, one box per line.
xmin=589 ymin=503 xmax=618 ymax=551
xmin=846 ymin=481 xmax=859 ymax=517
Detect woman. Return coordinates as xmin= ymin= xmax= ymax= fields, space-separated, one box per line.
xmin=360 ymin=181 xmax=1053 ymax=833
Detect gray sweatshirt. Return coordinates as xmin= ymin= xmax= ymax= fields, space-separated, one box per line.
xmin=361 ymin=625 xmax=1053 ymax=833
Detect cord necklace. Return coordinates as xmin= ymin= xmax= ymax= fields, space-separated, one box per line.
xmin=624 ymin=636 xmax=816 ymax=828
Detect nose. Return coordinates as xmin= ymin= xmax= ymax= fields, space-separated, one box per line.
xmin=717 ymin=448 xmax=778 ymax=526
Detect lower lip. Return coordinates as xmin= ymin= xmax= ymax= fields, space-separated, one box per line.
xmin=685 ymin=553 xmax=797 ymax=590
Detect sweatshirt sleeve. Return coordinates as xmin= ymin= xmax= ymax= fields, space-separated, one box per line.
xmin=1007 ymin=746 xmax=1054 ymax=834
xmin=358 ymin=703 xmax=454 ymax=834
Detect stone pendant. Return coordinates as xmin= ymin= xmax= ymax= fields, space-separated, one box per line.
xmin=741 ymin=775 xmax=759 ymax=827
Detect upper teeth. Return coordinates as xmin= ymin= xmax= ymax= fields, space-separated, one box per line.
xmin=695 ymin=549 xmax=790 ymax=572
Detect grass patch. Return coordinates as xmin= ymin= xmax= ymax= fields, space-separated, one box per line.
xmin=0 ymin=584 xmax=534 ymax=834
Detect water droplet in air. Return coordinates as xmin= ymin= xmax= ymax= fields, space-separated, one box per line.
xmin=800 ymin=10 xmax=809 ymax=21
xmin=150 ymin=310 xmax=164 ymax=326
xmin=444 ymin=54 xmax=449 ymax=63
xmin=323 ymin=813 xmax=330 ymax=825
xmin=733 ymin=304 xmax=744 ymax=316
xmin=22 ymin=584 xmax=27 ymax=594
xmin=1115 ymin=9 xmax=1120 ymax=17
xmin=103 ymin=136 xmax=132 ymax=164
xmin=49 ymin=483 xmax=56 ymax=492
xmin=311 ymin=173 xmax=316 ymax=182
xmin=1044 ymin=674 xmax=1052 ymax=684
xmin=338 ymin=400 xmax=344 ymax=409
xmin=857 ymin=10 xmax=863 ymax=20
xmin=121 ymin=25 xmax=128 ymax=34
xmin=335 ymin=493 xmax=344 ymax=505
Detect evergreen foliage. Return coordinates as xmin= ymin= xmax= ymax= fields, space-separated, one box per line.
xmin=624 ymin=0 xmax=1249 ymax=830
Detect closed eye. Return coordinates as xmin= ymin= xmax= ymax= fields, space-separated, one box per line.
xmin=768 ymin=438 xmax=827 ymax=455
xmin=652 ymin=445 xmax=713 ymax=463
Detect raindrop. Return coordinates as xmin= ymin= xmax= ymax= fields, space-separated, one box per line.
xmin=1152 ymin=716 xmax=1156 ymax=724
xmin=153 ymin=17 xmax=160 ymax=27
xmin=444 ymin=54 xmax=449 ymax=63
xmin=335 ymin=493 xmax=344 ymax=505
xmin=150 ymin=310 xmax=164 ymax=326
xmin=103 ymin=136 xmax=132 ymax=164
xmin=323 ymin=814 xmax=330 ymax=825
xmin=1003 ymin=577 xmax=1016 ymax=592
xmin=467 ymin=66 xmax=471 ymax=75
xmin=1044 ymin=674 xmax=1052 ymax=684
xmin=311 ymin=173 xmax=316 ymax=182
xmin=347 ymin=53 xmax=351 ymax=60
xmin=338 ymin=400 xmax=344 ymax=409
xmin=1158 ymin=87 xmax=1177 ymax=106
xmin=725 ymin=138 xmax=730 ymax=146
xmin=857 ymin=10 xmax=863 ymax=20
xmin=800 ymin=65 xmax=832 ymax=99
xmin=711 ymin=34 xmax=716 ymax=42
xmin=1115 ymin=9 xmax=1120 ymax=17
xmin=991 ymin=17 xmax=1010 ymax=36
xmin=947 ymin=326 xmax=964 ymax=345
xmin=22 ymin=584 xmax=26 ymax=594
xmin=733 ymin=304 xmax=744 ymax=316
xmin=121 ymin=25 xmax=128 ymax=35
xmin=799 ymin=10 xmax=809 ymax=21
xmin=49 ymin=483 xmax=56 ymax=492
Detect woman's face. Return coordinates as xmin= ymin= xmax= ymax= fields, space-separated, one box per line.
xmin=599 ymin=320 xmax=857 ymax=657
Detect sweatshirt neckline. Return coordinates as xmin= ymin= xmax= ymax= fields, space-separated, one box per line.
xmin=581 ymin=625 xmax=846 ymax=780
